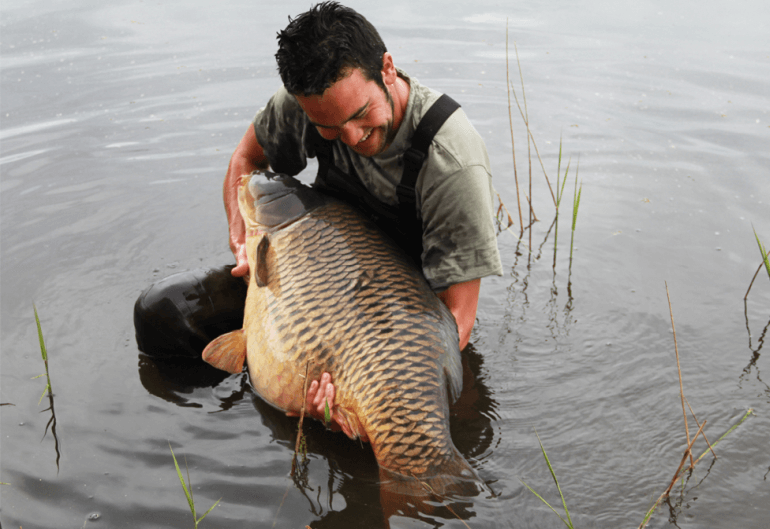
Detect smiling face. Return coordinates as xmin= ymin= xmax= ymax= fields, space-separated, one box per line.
xmin=294 ymin=54 xmax=407 ymax=158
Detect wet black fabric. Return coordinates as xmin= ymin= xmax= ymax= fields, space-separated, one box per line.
xmin=134 ymin=266 xmax=247 ymax=358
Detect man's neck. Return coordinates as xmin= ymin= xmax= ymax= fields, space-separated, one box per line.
xmin=389 ymin=72 xmax=411 ymax=135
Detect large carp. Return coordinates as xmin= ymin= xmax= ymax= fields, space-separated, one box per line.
xmin=202 ymin=171 xmax=483 ymax=499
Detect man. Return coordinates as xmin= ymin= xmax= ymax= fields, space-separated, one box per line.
xmin=135 ymin=2 xmax=502 ymax=428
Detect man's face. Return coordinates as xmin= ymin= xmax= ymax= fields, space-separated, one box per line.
xmin=295 ymin=68 xmax=396 ymax=157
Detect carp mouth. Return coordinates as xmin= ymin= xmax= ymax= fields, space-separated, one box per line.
xmin=245 ymin=171 xmax=329 ymax=230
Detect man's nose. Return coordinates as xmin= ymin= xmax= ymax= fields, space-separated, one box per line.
xmin=339 ymin=122 xmax=364 ymax=146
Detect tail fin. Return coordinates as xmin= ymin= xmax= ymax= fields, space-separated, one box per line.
xmin=378 ymin=448 xmax=487 ymax=520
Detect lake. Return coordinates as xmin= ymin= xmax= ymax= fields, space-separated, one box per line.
xmin=1 ymin=0 xmax=768 ymax=527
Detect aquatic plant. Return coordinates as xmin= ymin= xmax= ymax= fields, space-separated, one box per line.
xmin=520 ymin=430 xmax=574 ymax=529
xmin=505 ymin=21 xmax=523 ymax=234
xmin=292 ymin=362 xmax=313 ymax=476
xmin=32 ymin=304 xmax=61 ymax=471
xmin=553 ymin=144 xmax=572 ymax=265
xmin=32 ymin=304 xmax=53 ymax=405
xmin=754 ymin=227 xmax=770 ymax=281
xmin=568 ymin=167 xmax=582 ymax=273
xmin=169 ymin=443 xmax=221 ymax=528
xmin=636 ymin=286 xmax=753 ymax=528
xmin=745 ymin=227 xmax=770 ymax=300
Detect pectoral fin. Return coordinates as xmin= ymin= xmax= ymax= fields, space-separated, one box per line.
xmin=202 ymin=330 xmax=247 ymax=374
xmin=255 ymin=235 xmax=270 ymax=287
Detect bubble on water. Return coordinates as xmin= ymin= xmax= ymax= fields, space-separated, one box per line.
xmin=87 ymin=512 xmax=100 ymax=521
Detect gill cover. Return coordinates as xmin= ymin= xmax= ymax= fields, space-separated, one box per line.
xmin=248 ymin=171 xmax=330 ymax=230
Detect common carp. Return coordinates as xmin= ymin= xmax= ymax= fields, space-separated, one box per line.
xmin=202 ymin=171 xmax=483 ymax=500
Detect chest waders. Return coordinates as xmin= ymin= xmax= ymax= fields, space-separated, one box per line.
xmin=310 ymin=93 xmax=460 ymax=265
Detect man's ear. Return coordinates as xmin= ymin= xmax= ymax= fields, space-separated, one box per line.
xmin=381 ymin=52 xmax=397 ymax=85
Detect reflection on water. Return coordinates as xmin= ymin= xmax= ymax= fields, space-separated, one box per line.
xmin=138 ymin=344 xmax=499 ymax=527
xmin=2 ymin=0 xmax=769 ymax=527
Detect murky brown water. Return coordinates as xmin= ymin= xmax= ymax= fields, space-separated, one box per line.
xmin=2 ymin=1 xmax=769 ymax=528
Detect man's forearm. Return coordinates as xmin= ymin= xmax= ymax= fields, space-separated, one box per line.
xmin=437 ymin=278 xmax=481 ymax=350
xmin=224 ymin=124 xmax=270 ymax=275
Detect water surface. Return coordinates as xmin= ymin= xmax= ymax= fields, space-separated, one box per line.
xmin=2 ymin=1 xmax=769 ymax=527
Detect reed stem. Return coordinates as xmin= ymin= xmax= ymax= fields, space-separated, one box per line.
xmin=505 ymin=21 xmax=524 ymax=235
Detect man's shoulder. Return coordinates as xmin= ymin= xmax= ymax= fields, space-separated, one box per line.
xmin=402 ymin=72 xmax=490 ymax=172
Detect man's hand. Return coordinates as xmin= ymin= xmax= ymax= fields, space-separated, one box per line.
xmin=287 ymin=372 xmax=340 ymax=431
xmin=306 ymin=372 xmax=336 ymax=424
xmin=438 ymin=278 xmax=481 ymax=350
xmin=231 ymin=242 xmax=249 ymax=278
xmin=224 ymin=124 xmax=269 ymax=278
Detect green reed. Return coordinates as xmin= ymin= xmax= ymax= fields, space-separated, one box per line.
xmin=520 ymin=430 xmax=574 ymax=529
xmin=32 ymin=304 xmax=53 ymax=405
xmin=638 ymin=408 xmax=754 ymax=528
xmin=568 ymin=165 xmax=582 ymax=272
xmin=744 ymin=227 xmax=770 ymax=301
xmin=753 ymin=227 xmax=770 ymax=281
xmin=169 ymin=443 xmax=221 ymax=528
xmin=553 ymin=139 xmax=571 ymax=256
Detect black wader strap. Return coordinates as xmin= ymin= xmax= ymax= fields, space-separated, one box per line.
xmin=309 ymin=92 xmax=460 ymax=264
xmin=396 ymin=93 xmax=461 ymax=218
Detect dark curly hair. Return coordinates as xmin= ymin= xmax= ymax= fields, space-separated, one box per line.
xmin=275 ymin=2 xmax=388 ymax=96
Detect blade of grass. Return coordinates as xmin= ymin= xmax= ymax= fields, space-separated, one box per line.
xmin=33 ymin=304 xmax=53 ymax=405
xmin=505 ymin=20 xmax=524 ymax=234
xmin=693 ymin=408 xmax=753 ymax=465
xmin=510 ymin=40 xmax=556 ymax=208
xmin=554 ymin=145 xmax=571 ymax=256
xmin=170 ymin=443 xmax=197 ymax=521
xmin=753 ymin=226 xmax=770 ymax=280
xmin=169 ymin=442 xmax=221 ymax=528
xmin=519 ymin=479 xmax=571 ymax=528
xmin=568 ymin=166 xmax=582 ymax=271
xmin=535 ymin=430 xmax=574 ymax=528
xmin=684 ymin=395 xmax=716 ymax=461
xmin=665 ymin=283 xmax=694 ymax=467
xmin=292 ymin=362 xmax=312 ymax=475
xmin=521 ymin=430 xmax=574 ymax=528
xmin=638 ymin=420 xmax=706 ymax=529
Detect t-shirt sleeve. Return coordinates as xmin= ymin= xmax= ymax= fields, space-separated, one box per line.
xmin=252 ymin=87 xmax=312 ymax=177
xmin=419 ymin=162 xmax=504 ymax=291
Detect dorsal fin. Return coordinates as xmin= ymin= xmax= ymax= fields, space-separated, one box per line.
xmin=202 ymin=330 xmax=247 ymax=374
xmin=255 ymin=234 xmax=270 ymax=287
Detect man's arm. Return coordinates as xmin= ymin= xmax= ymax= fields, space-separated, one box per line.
xmin=224 ymin=125 xmax=269 ymax=278
xmin=437 ymin=278 xmax=480 ymax=350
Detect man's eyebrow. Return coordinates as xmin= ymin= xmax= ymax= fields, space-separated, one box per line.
xmin=309 ymin=102 xmax=368 ymax=129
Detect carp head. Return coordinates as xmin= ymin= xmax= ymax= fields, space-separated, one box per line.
xmin=238 ymin=171 xmax=331 ymax=288
xmin=238 ymin=171 xmax=328 ymax=232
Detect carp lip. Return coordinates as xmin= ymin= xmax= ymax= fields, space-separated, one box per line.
xmin=247 ymin=171 xmax=327 ymax=230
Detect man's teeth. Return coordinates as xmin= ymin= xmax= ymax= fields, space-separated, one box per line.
xmin=359 ymin=129 xmax=372 ymax=143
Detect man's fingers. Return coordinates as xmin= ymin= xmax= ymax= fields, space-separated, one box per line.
xmin=306 ymin=380 xmax=319 ymax=404
xmin=320 ymin=383 xmax=335 ymax=418
xmin=231 ymin=246 xmax=250 ymax=277
xmin=312 ymin=373 xmax=332 ymax=407
xmin=231 ymin=260 xmax=249 ymax=278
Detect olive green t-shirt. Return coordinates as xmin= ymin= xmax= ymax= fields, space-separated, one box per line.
xmin=252 ymin=70 xmax=503 ymax=291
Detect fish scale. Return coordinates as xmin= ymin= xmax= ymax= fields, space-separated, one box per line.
xmin=203 ymin=172 xmax=484 ymax=498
